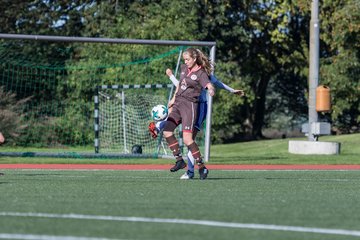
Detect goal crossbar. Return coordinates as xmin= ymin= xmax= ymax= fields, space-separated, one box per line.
xmin=0 ymin=33 xmax=216 ymax=47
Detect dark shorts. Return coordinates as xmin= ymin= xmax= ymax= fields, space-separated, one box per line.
xmin=163 ymin=98 xmax=198 ymax=133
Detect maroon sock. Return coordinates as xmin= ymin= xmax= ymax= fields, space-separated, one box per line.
xmin=188 ymin=142 xmax=204 ymax=168
xmin=165 ymin=135 xmax=182 ymax=161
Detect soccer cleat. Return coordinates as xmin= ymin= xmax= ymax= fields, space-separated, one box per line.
xmin=180 ymin=170 xmax=194 ymax=180
xmin=199 ymin=166 xmax=209 ymax=180
xmin=148 ymin=122 xmax=158 ymax=139
xmin=170 ymin=159 xmax=186 ymax=172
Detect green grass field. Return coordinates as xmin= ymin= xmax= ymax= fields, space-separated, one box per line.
xmin=1 ymin=169 xmax=360 ymax=240
xmin=0 ymin=133 xmax=359 ymax=164
xmin=1 ymin=134 xmax=359 ymax=239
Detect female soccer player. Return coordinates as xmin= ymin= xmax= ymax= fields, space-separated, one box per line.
xmin=149 ymin=65 xmax=244 ymax=180
xmin=162 ymin=48 xmax=215 ymax=180
xmin=170 ymin=72 xmax=244 ymax=179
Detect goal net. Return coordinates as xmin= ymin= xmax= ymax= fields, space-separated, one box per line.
xmin=0 ymin=35 xmax=214 ymax=159
xmin=96 ymin=84 xmax=176 ymax=156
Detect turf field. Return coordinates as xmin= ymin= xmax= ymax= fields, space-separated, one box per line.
xmin=0 ymin=134 xmax=359 ymax=164
xmin=1 ymin=169 xmax=360 ymax=240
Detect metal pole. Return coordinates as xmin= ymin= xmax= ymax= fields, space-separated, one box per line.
xmin=167 ymin=49 xmax=183 ymax=103
xmin=204 ymin=46 xmax=216 ymax=162
xmin=308 ymin=0 xmax=320 ymax=141
xmin=0 ymin=33 xmax=216 ymax=47
xmin=94 ymin=88 xmax=99 ymax=153
xmin=122 ymin=91 xmax=128 ymax=153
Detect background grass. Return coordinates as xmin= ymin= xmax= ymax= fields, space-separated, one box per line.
xmin=0 ymin=133 xmax=359 ymax=164
xmin=1 ymin=170 xmax=360 ymax=240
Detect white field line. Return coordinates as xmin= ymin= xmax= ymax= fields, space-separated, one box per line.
xmin=0 ymin=233 xmax=122 ymax=240
xmin=1 ymin=212 xmax=360 ymax=237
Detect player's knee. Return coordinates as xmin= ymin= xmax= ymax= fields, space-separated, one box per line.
xmin=184 ymin=141 xmax=194 ymax=147
xmin=183 ymin=138 xmax=194 ymax=147
xmin=163 ymin=118 xmax=177 ymax=133
xmin=163 ymin=131 xmax=172 ymax=138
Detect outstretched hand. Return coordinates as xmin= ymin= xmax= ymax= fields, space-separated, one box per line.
xmin=233 ymin=90 xmax=245 ymax=96
xmin=206 ymin=83 xmax=216 ymax=97
xmin=0 ymin=132 xmax=4 ymax=144
xmin=166 ymin=68 xmax=173 ymax=77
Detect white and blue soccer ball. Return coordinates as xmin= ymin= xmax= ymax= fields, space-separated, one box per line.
xmin=151 ymin=104 xmax=168 ymax=121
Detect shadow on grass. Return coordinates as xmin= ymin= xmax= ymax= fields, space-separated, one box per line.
xmin=206 ymin=177 xmax=252 ymax=180
xmin=211 ymin=156 xmax=287 ymax=162
xmin=17 ymin=173 xmax=63 ymax=176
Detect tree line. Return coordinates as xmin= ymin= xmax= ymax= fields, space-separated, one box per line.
xmin=0 ymin=0 xmax=359 ymax=144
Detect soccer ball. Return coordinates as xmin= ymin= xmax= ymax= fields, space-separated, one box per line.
xmin=151 ymin=104 xmax=168 ymax=121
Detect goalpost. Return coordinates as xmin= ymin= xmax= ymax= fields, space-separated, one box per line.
xmin=0 ymin=33 xmax=216 ymax=161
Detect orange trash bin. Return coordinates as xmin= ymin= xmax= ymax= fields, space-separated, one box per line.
xmin=316 ymin=85 xmax=331 ymax=112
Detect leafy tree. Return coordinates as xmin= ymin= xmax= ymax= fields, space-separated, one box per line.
xmin=1 ymin=0 xmax=358 ymax=146
xmin=198 ymin=0 xmax=310 ymax=140
xmin=319 ymin=0 xmax=360 ymax=133
xmin=0 ymin=0 xmax=90 ymax=35
xmin=63 ymin=0 xmax=200 ymax=101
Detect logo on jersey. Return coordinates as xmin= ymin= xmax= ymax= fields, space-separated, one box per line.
xmin=180 ymin=79 xmax=187 ymax=90
xmin=190 ymin=74 xmax=197 ymax=80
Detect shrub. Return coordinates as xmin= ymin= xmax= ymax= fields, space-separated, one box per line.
xmin=0 ymin=86 xmax=31 ymax=144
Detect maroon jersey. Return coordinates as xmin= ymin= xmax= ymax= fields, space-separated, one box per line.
xmin=176 ymin=64 xmax=210 ymax=102
xmin=164 ymin=64 xmax=210 ymax=133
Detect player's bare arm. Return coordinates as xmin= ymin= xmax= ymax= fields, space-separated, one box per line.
xmin=166 ymin=69 xmax=179 ymax=86
xmin=168 ymin=96 xmax=175 ymax=109
xmin=168 ymin=85 xmax=179 ymax=109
